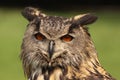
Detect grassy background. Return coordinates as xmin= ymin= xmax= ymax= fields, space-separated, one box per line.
xmin=0 ymin=7 xmax=120 ymax=80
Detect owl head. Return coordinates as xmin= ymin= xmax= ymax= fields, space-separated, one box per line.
xmin=21 ymin=7 xmax=98 ymax=79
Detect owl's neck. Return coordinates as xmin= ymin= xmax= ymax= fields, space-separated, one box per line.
xmin=30 ymin=54 xmax=113 ymax=80
xmin=33 ymin=63 xmax=114 ymax=80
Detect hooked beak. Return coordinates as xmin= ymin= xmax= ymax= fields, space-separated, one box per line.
xmin=48 ymin=41 xmax=55 ymax=58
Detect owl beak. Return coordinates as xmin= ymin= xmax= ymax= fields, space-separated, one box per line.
xmin=48 ymin=41 xmax=55 ymax=58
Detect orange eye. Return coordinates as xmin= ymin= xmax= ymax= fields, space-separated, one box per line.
xmin=61 ymin=35 xmax=73 ymax=42
xmin=34 ymin=33 xmax=45 ymax=41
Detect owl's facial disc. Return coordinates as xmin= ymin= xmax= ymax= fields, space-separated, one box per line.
xmin=23 ymin=9 xmax=98 ymax=66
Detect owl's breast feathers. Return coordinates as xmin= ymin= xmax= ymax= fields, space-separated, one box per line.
xmin=34 ymin=65 xmax=115 ymax=80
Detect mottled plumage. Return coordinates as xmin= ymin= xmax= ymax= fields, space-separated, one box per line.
xmin=20 ymin=7 xmax=115 ymax=80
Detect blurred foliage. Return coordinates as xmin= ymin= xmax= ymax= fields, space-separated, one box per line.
xmin=0 ymin=7 xmax=120 ymax=80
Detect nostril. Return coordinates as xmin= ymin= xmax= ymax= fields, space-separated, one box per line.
xmin=50 ymin=40 xmax=55 ymax=46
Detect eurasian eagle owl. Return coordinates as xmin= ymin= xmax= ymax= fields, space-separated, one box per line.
xmin=20 ymin=7 xmax=115 ymax=80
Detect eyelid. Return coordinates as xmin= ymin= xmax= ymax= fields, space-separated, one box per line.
xmin=68 ymin=33 xmax=75 ymax=37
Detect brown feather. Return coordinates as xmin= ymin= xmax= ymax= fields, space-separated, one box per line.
xmin=20 ymin=7 xmax=115 ymax=80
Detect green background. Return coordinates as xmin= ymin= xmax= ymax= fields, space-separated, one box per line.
xmin=0 ymin=7 xmax=120 ymax=80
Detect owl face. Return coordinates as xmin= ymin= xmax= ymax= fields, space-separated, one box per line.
xmin=21 ymin=7 xmax=97 ymax=79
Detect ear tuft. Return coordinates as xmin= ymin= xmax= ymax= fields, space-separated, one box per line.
xmin=73 ymin=13 xmax=98 ymax=25
xmin=22 ymin=7 xmax=41 ymax=21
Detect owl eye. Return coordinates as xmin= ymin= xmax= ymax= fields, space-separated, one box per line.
xmin=61 ymin=35 xmax=74 ymax=42
xmin=34 ymin=33 xmax=45 ymax=41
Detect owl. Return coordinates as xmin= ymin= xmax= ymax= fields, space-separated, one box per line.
xmin=20 ymin=7 xmax=115 ymax=80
